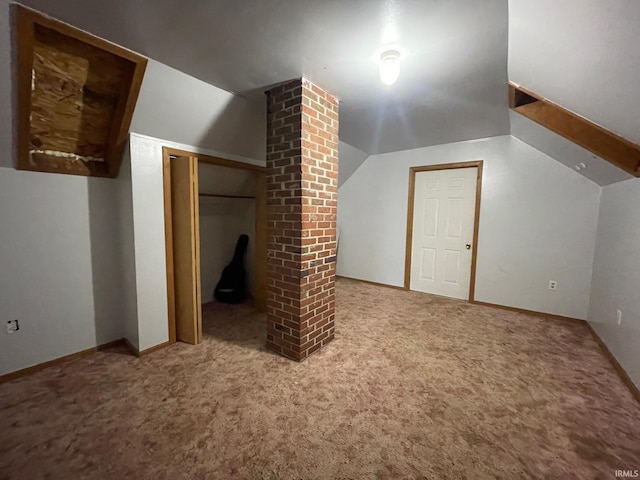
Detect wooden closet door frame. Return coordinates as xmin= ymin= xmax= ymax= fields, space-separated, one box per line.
xmin=162 ymin=147 xmax=267 ymax=345
xmin=404 ymin=160 xmax=483 ymax=302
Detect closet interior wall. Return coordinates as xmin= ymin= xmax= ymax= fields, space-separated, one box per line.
xmin=198 ymin=162 xmax=257 ymax=304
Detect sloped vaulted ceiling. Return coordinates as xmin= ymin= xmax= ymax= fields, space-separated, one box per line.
xmin=7 ymin=0 xmax=639 ymax=186
xmin=14 ymin=0 xmax=510 ymax=155
xmin=508 ymin=0 xmax=640 ymax=185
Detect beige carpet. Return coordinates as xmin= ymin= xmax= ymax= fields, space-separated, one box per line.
xmin=1 ymin=278 xmax=639 ymax=479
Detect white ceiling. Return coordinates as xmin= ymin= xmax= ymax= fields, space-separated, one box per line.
xmin=10 ymin=0 xmax=639 ymax=186
xmin=508 ymin=0 xmax=640 ymax=185
xmin=509 ymin=0 xmax=640 ymax=146
xmin=16 ymin=0 xmax=510 ymax=155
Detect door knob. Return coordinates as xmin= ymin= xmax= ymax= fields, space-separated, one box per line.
xmin=466 ymin=244 xmax=471 ymax=250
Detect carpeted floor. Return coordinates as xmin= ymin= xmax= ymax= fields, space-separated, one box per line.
xmin=1 ymin=278 xmax=639 ymax=479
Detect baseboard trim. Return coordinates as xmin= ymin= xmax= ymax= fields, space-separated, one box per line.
xmin=0 ymin=336 xmax=172 ymax=383
xmin=122 ymin=338 xmax=171 ymax=357
xmin=586 ymin=324 xmax=640 ymax=405
xmin=0 ymin=339 xmax=126 ymax=384
xmin=473 ymin=300 xmax=639 ymax=404
xmin=471 ymin=300 xmax=586 ymax=325
xmin=122 ymin=337 xmax=139 ymax=357
xmin=140 ymin=341 xmax=171 ymax=356
xmin=336 ymin=275 xmax=405 ymax=291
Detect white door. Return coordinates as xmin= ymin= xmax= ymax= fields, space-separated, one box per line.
xmin=410 ymin=167 xmax=477 ymax=300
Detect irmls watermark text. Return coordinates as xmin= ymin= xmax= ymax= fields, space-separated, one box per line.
xmin=615 ymin=471 xmax=639 ymax=478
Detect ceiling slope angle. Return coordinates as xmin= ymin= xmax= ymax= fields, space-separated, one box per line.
xmin=510 ymin=111 xmax=632 ymax=186
xmin=509 ymin=83 xmax=640 ymax=185
xmin=15 ymin=0 xmax=511 ymax=156
xmin=507 ymin=0 xmax=640 ymax=185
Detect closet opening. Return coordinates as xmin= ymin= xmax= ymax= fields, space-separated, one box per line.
xmin=163 ymin=147 xmax=266 ymax=347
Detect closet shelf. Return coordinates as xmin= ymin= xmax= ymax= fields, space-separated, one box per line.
xmin=199 ymin=193 xmax=255 ymax=199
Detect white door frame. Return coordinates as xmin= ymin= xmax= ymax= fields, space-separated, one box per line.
xmin=404 ymin=161 xmax=483 ymax=301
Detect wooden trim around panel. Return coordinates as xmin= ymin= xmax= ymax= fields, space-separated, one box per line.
xmin=586 ymin=324 xmax=640 ymax=405
xmin=508 ymin=82 xmax=640 ymax=176
xmin=106 ymin=59 xmax=147 ymax=178
xmin=14 ymin=5 xmax=33 ymax=175
xmin=469 ymin=163 xmax=483 ymax=302
xmin=166 ymin=148 xmax=266 ymax=173
xmin=404 ymin=161 xmax=484 ymax=301
xmin=199 ymin=193 xmax=256 ymax=199
xmin=14 ymin=5 xmax=148 ymax=178
xmin=192 ymin=156 xmax=203 ymax=344
xmin=163 ymin=148 xmax=177 ymax=344
xmin=162 ymin=146 xmax=267 ymax=341
xmin=254 ymin=172 xmax=268 ymax=312
xmin=336 ymin=275 xmax=405 ymax=291
xmin=0 ymin=339 xmax=127 ymax=384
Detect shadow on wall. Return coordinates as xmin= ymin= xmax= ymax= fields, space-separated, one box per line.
xmin=194 ymin=94 xmax=266 ymax=160
xmin=131 ymin=58 xmax=267 ymax=163
xmin=87 ymin=176 xmax=126 ymax=347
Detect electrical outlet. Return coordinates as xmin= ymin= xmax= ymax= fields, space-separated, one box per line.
xmin=548 ymin=280 xmax=557 ymax=291
xmin=6 ymin=319 xmax=19 ymax=334
xmin=617 ymin=310 xmax=622 ymax=326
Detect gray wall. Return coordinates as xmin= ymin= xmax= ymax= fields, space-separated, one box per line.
xmin=0 ymin=1 xmax=266 ymax=372
xmin=0 ymin=168 xmax=124 ymax=375
xmin=0 ymin=1 xmax=127 ymax=376
xmin=131 ymin=59 xmax=265 ymax=163
xmin=125 ymin=60 xmax=266 ymax=351
xmin=509 ymin=0 xmax=640 ymax=146
xmin=589 ymin=178 xmax=640 ymax=388
xmin=116 ymin=145 xmax=139 ymax=350
xmin=338 ymin=142 xmax=368 ymax=187
xmin=337 ymin=135 xmax=601 ymax=320
xmin=509 ymin=0 xmax=640 ymax=386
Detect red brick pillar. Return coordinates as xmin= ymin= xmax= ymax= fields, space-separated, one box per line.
xmin=265 ymin=78 xmax=339 ymax=361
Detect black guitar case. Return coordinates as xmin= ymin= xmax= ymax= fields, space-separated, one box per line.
xmin=214 ymin=234 xmax=249 ymax=304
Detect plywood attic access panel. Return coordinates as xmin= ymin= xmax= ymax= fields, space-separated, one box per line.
xmin=508 ymin=82 xmax=640 ymax=177
xmin=15 ymin=5 xmax=147 ymax=178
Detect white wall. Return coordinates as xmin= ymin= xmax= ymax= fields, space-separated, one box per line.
xmin=508 ymin=0 xmax=640 ymax=381
xmin=337 ymin=135 xmax=601 ymax=320
xmin=0 ymin=0 xmax=266 ymax=363
xmin=199 ymin=201 xmax=256 ymax=303
xmin=131 ymin=59 xmax=266 ymax=162
xmin=199 ymin=163 xmax=256 ymax=303
xmin=508 ymin=0 xmax=640 ymax=145
xmin=0 ymin=2 xmax=129 ymax=374
xmin=128 ymin=134 xmax=264 ymax=351
xmin=589 ymin=178 xmax=640 ymax=387
xmin=125 ymin=57 xmax=266 ymax=350
xmin=0 ymin=168 xmax=123 ymax=375
xmin=127 ymin=135 xmax=170 ymax=352
xmin=338 ymin=141 xmax=368 ymax=187
xmin=125 ymin=55 xmax=265 ymax=350
xmin=116 ymin=144 xmax=139 ymax=349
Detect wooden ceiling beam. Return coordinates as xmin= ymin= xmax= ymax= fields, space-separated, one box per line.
xmin=508 ymin=82 xmax=640 ymax=177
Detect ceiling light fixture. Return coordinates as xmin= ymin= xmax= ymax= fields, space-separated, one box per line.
xmin=380 ymin=49 xmax=401 ymax=86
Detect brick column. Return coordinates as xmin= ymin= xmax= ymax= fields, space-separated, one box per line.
xmin=265 ymin=78 xmax=339 ymax=361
